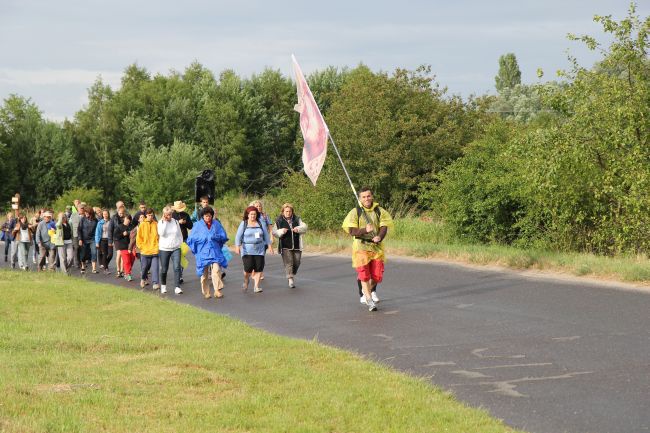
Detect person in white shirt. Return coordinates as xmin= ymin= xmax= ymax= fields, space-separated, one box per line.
xmin=157 ymin=206 xmax=184 ymax=295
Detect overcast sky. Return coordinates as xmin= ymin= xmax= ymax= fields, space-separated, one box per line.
xmin=0 ymin=0 xmax=646 ymax=122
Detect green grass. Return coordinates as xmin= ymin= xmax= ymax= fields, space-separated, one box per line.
xmin=215 ymin=194 xmax=650 ymax=284
xmin=0 ymin=270 xmax=519 ymax=433
xmin=302 ymin=217 xmax=650 ymax=285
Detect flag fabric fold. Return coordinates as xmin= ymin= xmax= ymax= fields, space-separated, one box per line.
xmin=292 ymin=54 xmax=328 ymax=186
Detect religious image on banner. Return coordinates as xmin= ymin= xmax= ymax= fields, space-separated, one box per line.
xmin=292 ymin=55 xmax=329 ymax=185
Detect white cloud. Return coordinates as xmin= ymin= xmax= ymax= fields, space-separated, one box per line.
xmin=0 ymin=68 xmax=122 ymax=88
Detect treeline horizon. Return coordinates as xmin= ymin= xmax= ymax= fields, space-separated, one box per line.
xmin=0 ymin=4 xmax=648 ymax=256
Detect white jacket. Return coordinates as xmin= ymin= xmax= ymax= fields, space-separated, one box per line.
xmin=157 ymin=218 xmax=183 ymax=251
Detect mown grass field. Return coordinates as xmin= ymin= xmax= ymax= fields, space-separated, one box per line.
xmin=0 ymin=270 xmax=520 ymax=433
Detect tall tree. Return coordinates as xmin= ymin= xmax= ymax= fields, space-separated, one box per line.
xmin=0 ymin=95 xmax=44 ymax=204
xmin=495 ymin=53 xmax=522 ymax=93
xmin=242 ymin=68 xmax=299 ymax=193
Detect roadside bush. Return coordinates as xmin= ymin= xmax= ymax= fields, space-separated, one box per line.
xmin=430 ymin=121 xmax=527 ymax=244
xmin=52 ymin=187 xmax=103 ymax=212
xmin=122 ymin=140 xmax=208 ymax=211
xmin=280 ymin=166 xmax=355 ymax=231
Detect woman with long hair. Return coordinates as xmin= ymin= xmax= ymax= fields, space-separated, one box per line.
xmin=78 ymin=207 xmax=98 ymax=274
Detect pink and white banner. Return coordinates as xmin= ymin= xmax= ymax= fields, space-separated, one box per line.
xmin=292 ymin=54 xmax=329 ymax=186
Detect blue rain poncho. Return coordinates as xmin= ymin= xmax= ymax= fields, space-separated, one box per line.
xmin=186 ymin=219 xmax=229 ymax=277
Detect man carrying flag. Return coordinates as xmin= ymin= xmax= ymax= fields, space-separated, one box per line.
xmin=293 ymin=56 xmax=393 ymax=312
xmin=342 ymin=187 xmax=393 ymax=312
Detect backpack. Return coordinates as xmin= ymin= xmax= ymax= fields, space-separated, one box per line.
xmin=356 ymin=205 xmax=381 ymax=224
xmin=239 ymin=218 xmax=266 ymax=247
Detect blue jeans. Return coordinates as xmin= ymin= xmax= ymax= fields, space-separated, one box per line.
xmin=81 ymin=241 xmax=97 ymax=264
xmin=159 ymin=249 xmax=181 ymax=288
xmin=4 ymin=238 xmax=11 ymax=257
xmin=141 ymin=254 xmax=159 ymax=285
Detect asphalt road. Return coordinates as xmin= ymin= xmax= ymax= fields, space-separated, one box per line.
xmin=4 ymin=247 xmax=650 ymax=433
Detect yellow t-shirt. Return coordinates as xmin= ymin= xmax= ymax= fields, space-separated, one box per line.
xmin=341 ymin=203 xmax=393 ymax=268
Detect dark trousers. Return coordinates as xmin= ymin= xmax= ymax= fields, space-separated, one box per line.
xmin=98 ymin=239 xmax=113 ymax=269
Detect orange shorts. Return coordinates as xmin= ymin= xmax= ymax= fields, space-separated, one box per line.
xmin=356 ymin=259 xmax=384 ymax=283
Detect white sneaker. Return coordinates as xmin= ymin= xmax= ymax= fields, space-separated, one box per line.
xmin=174 ymin=287 xmax=183 ymax=295
xmin=160 ymin=285 xmax=167 ymax=294
xmin=288 ymin=278 xmax=295 ymax=288
xmin=371 ymin=292 xmax=380 ymax=303
xmin=360 ymin=296 xmax=367 ymax=305
xmin=368 ymin=299 xmax=377 ymax=312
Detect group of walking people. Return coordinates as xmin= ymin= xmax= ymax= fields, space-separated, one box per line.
xmin=3 ymin=187 xmax=392 ymax=312
xmin=2 ymin=196 xmax=311 ymax=300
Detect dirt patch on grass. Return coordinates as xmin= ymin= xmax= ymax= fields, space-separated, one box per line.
xmin=35 ymin=383 xmax=100 ymax=393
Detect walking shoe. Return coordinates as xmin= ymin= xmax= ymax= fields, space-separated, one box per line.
xmin=215 ymin=289 xmax=224 ymax=298
xmin=179 ymin=277 xmax=184 ymax=283
xmin=254 ymin=286 xmax=263 ymax=293
xmin=92 ymin=269 xmax=98 ymax=274
xmin=125 ymin=274 xmax=133 ymax=282
xmin=174 ymin=287 xmax=183 ymax=295
xmin=104 ymin=269 xmax=110 ymax=275
xmin=160 ymin=285 xmax=167 ymax=294
xmin=80 ymin=269 xmax=86 ymax=275
xmin=288 ymin=278 xmax=295 ymax=288
xmin=152 ymin=284 xmax=160 ymax=291
xmin=360 ymin=296 xmax=367 ymax=305
xmin=371 ymin=292 xmax=380 ymax=303
xmin=367 ymin=299 xmax=377 ymax=312
xmin=140 ymin=279 xmax=146 ymax=289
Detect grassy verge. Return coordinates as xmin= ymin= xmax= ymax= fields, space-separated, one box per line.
xmin=303 ymin=218 xmax=650 ymax=284
xmin=0 ymin=271 xmax=519 ymax=433
xmin=213 ymin=195 xmax=650 ymax=285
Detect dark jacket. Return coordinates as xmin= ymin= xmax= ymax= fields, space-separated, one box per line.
xmin=172 ymin=211 xmax=193 ymax=241
xmin=274 ymin=215 xmax=307 ymax=251
xmin=78 ymin=217 xmax=98 ymax=243
xmin=2 ymin=218 xmax=16 ymax=241
xmin=113 ymin=222 xmax=132 ymax=251
xmin=108 ymin=212 xmax=130 ymax=244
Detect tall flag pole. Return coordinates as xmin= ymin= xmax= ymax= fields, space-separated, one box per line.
xmin=291 ymin=55 xmax=359 ymax=199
